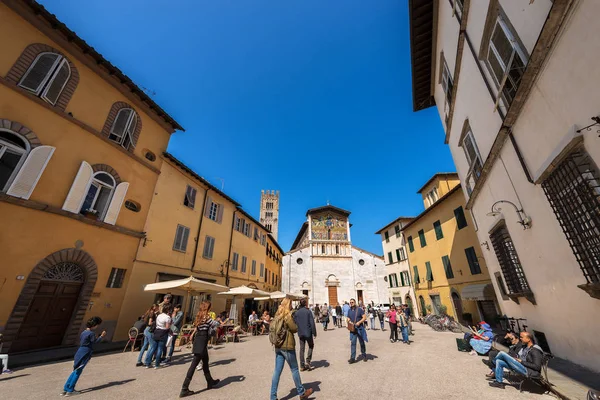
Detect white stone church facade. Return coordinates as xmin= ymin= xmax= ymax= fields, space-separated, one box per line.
xmin=282 ymin=205 xmax=387 ymax=306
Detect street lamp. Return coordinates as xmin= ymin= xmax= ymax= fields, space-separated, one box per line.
xmin=486 ymin=200 xmax=532 ymax=229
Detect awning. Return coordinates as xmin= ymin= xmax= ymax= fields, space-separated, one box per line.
xmin=461 ymin=283 xmax=496 ymax=301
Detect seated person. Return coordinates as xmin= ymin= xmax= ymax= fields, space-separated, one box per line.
xmin=248 ymin=311 xmax=259 ymax=333
xmin=260 ymin=311 xmax=271 ymax=334
xmin=486 ymin=332 xmax=523 ymax=378
xmin=489 ymin=331 xmax=544 ymax=389
xmin=467 ymin=322 xmax=494 ymax=355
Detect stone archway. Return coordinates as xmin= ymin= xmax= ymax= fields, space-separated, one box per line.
xmin=3 ymin=248 xmax=98 ymax=353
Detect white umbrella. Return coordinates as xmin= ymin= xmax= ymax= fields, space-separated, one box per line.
xmin=217 ymin=285 xmax=270 ymax=298
xmin=144 ymin=276 xmax=228 ymax=322
xmin=253 ymin=291 xmax=307 ymax=301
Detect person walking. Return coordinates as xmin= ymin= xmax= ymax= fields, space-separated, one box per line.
xmin=167 ymin=304 xmax=184 ymax=362
xmin=386 ymin=305 xmax=398 ymax=343
xmin=136 ymin=305 xmax=158 ymax=366
xmin=61 ymin=317 xmax=106 ymax=396
xmin=368 ymin=306 xmax=376 ymax=330
xmin=335 ymin=303 xmax=343 ymax=328
xmin=397 ymin=307 xmax=409 ymax=344
xmin=145 ymin=304 xmax=172 ymax=369
xmin=314 ymin=304 xmax=320 ymax=323
xmin=320 ymin=303 xmax=330 ymax=331
xmin=342 ymin=301 xmax=350 ymax=327
xmin=346 ymin=298 xmax=367 ymax=364
xmin=377 ymin=306 xmax=385 ymax=331
xmin=180 ymin=301 xmax=221 ymax=397
xmin=330 ymin=305 xmax=337 ymax=328
xmin=403 ymin=304 xmax=414 ymax=335
xmin=294 ymin=298 xmax=317 ymax=371
xmin=270 ymin=298 xmax=314 ymax=400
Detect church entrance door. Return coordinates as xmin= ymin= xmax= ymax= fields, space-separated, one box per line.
xmin=356 ymin=290 xmax=364 ymax=305
xmin=328 ymin=286 xmax=338 ymax=306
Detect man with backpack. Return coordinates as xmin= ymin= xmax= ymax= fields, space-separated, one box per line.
xmin=294 ymin=298 xmax=317 ymax=371
xmin=269 ymin=298 xmax=314 ymax=400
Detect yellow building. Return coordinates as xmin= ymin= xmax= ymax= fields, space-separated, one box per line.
xmin=0 ymin=1 xmax=182 ymax=353
xmin=118 ymin=152 xmax=284 ymax=329
xmin=403 ymin=173 xmax=500 ymax=326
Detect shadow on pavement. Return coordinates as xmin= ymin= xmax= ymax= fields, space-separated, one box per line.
xmin=81 ymin=378 xmax=136 ymax=392
xmin=0 ymin=373 xmax=30 ymax=381
xmin=364 ymin=354 xmax=378 ymax=361
xmin=280 ymin=381 xmax=322 ymax=400
xmin=193 ymin=375 xmax=246 ymax=395
xmin=209 ymin=358 xmax=235 ymax=367
xmin=310 ymin=360 xmax=330 ymax=369
xmin=170 ymin=353 xmax=195 ymax=366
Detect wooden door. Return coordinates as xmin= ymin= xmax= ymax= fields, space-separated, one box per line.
xmin=357 ymin=290 xmax=363 ymax=305
xmin=452 ymin=292 xmax=463 ymax=322
xmin=12 ymin=281 xmax=81 ymax=352
xmin=327 ymin=286 xmax=338 ymax=306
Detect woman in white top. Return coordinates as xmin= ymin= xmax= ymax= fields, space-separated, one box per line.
xmin=330 ymin=306 xmax=337 ymax=327
xmin=144 ymin=304 xmax=172 ymax=369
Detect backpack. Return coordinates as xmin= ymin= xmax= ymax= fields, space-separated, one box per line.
xmin=269 ymin=316 xmax=288 ymax=348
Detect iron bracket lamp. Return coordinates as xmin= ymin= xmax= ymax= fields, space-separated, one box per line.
xmin=486 ymin=200 xmax=532 ymax=229
xmin=576 ymin=115 xmax=600 ymax=136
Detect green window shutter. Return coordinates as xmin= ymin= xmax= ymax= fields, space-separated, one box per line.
xmin=442 ymin=255 xmax=454 ymax=279
xmin=408 ymin=236 xmax=414 ymax=252
xmin=388 ymin=252 xmax=393 ymax=264
xmin=434 ymin=220 xmax=444 ymax=240
xmin=465 ymin=247 xmax=482 ymax=274
xmin=388 ymin=274 xmax=393 ymax=288
xmin=400 ymin=272 xmax=405 ymax=286
xmin=425 ymin=261 xmax=433 ymax=281
xmin=385 ymin=231 xmax=389 ymax=242
xmin=413 ymin=266 xmax=420 ymax=283
xmin=396 ymin=249 xmax=401 ymax=261
xmin=418 ymin=229 xmax=427 ymax=247
xmin=454 ymin=206 xmax=468 ymax=229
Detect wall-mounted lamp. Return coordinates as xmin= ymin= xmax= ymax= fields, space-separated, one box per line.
xmin=220 ymin=260 xmax=229 ymax=277
xmin=486 ymin=200 xmax=532 ymax=229
xmin=480 ymin=241 xmax=490 ymax=250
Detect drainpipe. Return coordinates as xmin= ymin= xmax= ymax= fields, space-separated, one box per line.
xmin=224 ymin=210 xmax=237 ymax=286
xmin=191 ymin=188 xmax=210 ymax=272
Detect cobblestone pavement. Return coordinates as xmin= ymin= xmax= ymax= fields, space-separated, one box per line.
xmin=0 ymin=323 xmax=547 ymax=400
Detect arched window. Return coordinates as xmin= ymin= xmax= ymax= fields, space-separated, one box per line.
xmin=19 ymin=52 xmax=71 ymax=105
xmin=109 ymin=108 xmax=138 ymax=150
xmin=0 ymin=130 xmax=30 ymax=191
xmin=80 ymin=172 xmax=116 ymax=220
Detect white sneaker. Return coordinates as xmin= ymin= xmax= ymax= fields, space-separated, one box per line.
xmin=196 ymin=361 xmax=203 ymax=371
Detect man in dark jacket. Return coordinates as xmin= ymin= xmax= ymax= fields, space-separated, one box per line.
xmin=489 ymin=331 xmax=544 ymax=389
xmin=486 ymin=332 xmax=524 ymax=378
xmin=294 ymin=299 xmax=317 ymax=371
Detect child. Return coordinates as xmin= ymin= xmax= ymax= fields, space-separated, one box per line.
xmin=61 ymin=316 xmax=106 ymax=396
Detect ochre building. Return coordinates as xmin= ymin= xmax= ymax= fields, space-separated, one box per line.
xmin=402 ymin=173 xmax=499 ymax=326
xmin=0 ymin=1 xmax=182 ymax=353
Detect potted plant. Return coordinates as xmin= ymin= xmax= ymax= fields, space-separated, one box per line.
xmin=438 ymin=304 xmax=448 ymax=315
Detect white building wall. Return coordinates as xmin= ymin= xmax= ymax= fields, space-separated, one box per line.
xmin=433 ymin=0 xmax=600 ymax=371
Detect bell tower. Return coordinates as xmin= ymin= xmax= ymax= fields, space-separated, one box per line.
xmin=260 ymin=190 xmax=279 ymax=240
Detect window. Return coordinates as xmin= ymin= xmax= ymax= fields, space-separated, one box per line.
xmin=454 ymin=206 xmax=468 ymax=229
xmin=359 ymin=259 xmax=365 ymax=266
xmin=408 ymin=236 xmax=414 ymax=252
xmin=254 ymin=227 xmax=259 ymax=241
xmin=173 ymin=224 xmax=190 ymax=252
xmin=396 ymin=249 xmax=401 ymax=262
xmin=0 ymin=130 xmax=30 ymax=192
xmin=485 ymin=12 xmax=528 ymax=109
xmin=109 ymin=108 xmax=138 ymax=150
xmin=433 ymin=220 xmax=444 ymax=240
xmin=418 ymin=229 xmax=427 ymax=247
xmin=452 ymin=0 xmax=463 ymax=19
xmin=81 ymin=172 xmax=115 ymax=220
xmin=235 ymin=216 xmax=242 ymax=232
xmin=425 ymin=261 xmax=433 ymax=281
xmin=384 ymin=231 xmax=390 ymax=243
xmin=124 ymin=200 xmax=140 ymax=212
xmin=494 ymin=271 xmax=509 ymax=300
xmin=266 ymin=212 xmax=273 ymax=218
xmin=260 ymin=263 xmax=265 ymax=278
xmin=440 ymin=58 xmax=453 ymax=106
xmin=426 ymin=187 xmax=439 ymax=207
xmin=183 ymin=185 xmax=197 ymax=209
xmin=106 ymin=267 xmax=126 ymax=288
xmin=465 ymin=247 xmax=482 ymax=275
xmin=209 ymin=202 xmax=219 ymax=221
xmin=241 ymin=256 xmax=247 ymax=273
xmin=19 ymin=52 xmax=71 ymax=105
xmin=413 ymin=266 xmax=420 ymax=283
xmin=205 ymin=197 xmax=223 ymax=223
xmin=388 ymin=252 xmax=393 ymax=264
xmin=244 ymin=223 xmax=251 ymax=236
xmin=489 ymin=223 xmax=531 ymax=295
xmin=442 ymin=255 xmax=454 ymax=279
xmin=202 ymin=236 xmax=215 ymax=259
xmin=297 ymin=258 xmax=303 ymax=265
xmin=144 ymin=150 xmax=156 ymax=161
xmin=394 ymin=225 xmax=401 ymax=238
xmin=403 ymin=271 xmax=411 ymax=286
xmin=232 ymin=253 xmax=239 ymax=271
xmin=462 ymin=129 xmax=484 ymax=195
xmin=389 ymin=273 xmax=398 ymax=288
xmin=251 ymin=260 xmax=257 ymax=275
xmin=266 ymin=202 xmax=273 ymax=209
xmin=542 ymin=150 xmax=600 ymax=285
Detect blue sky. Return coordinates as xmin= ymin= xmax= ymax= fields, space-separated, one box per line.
xmin=40 ymin=0 xmax=454 ymax=254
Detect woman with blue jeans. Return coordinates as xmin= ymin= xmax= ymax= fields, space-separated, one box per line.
xmin=397 ymin=310 xmax=409 ymax=344
xmin=270 ymin=298 xmax=313 ymax=400
xmin=61 ymin=316 xmax=105 ymax=396
xmin=136 ymin=305 xmax=157 ymax=366
xmin=145 ymin=304 xmax=172 ymax=369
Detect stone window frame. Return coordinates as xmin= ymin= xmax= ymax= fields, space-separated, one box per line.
xmin=2 ymin=248 xmax=98 ymax=353
xmin=5 ymin=43 xmax=80 ymax=111
xmin=101 ymin=102 xmax=142 ymax=153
